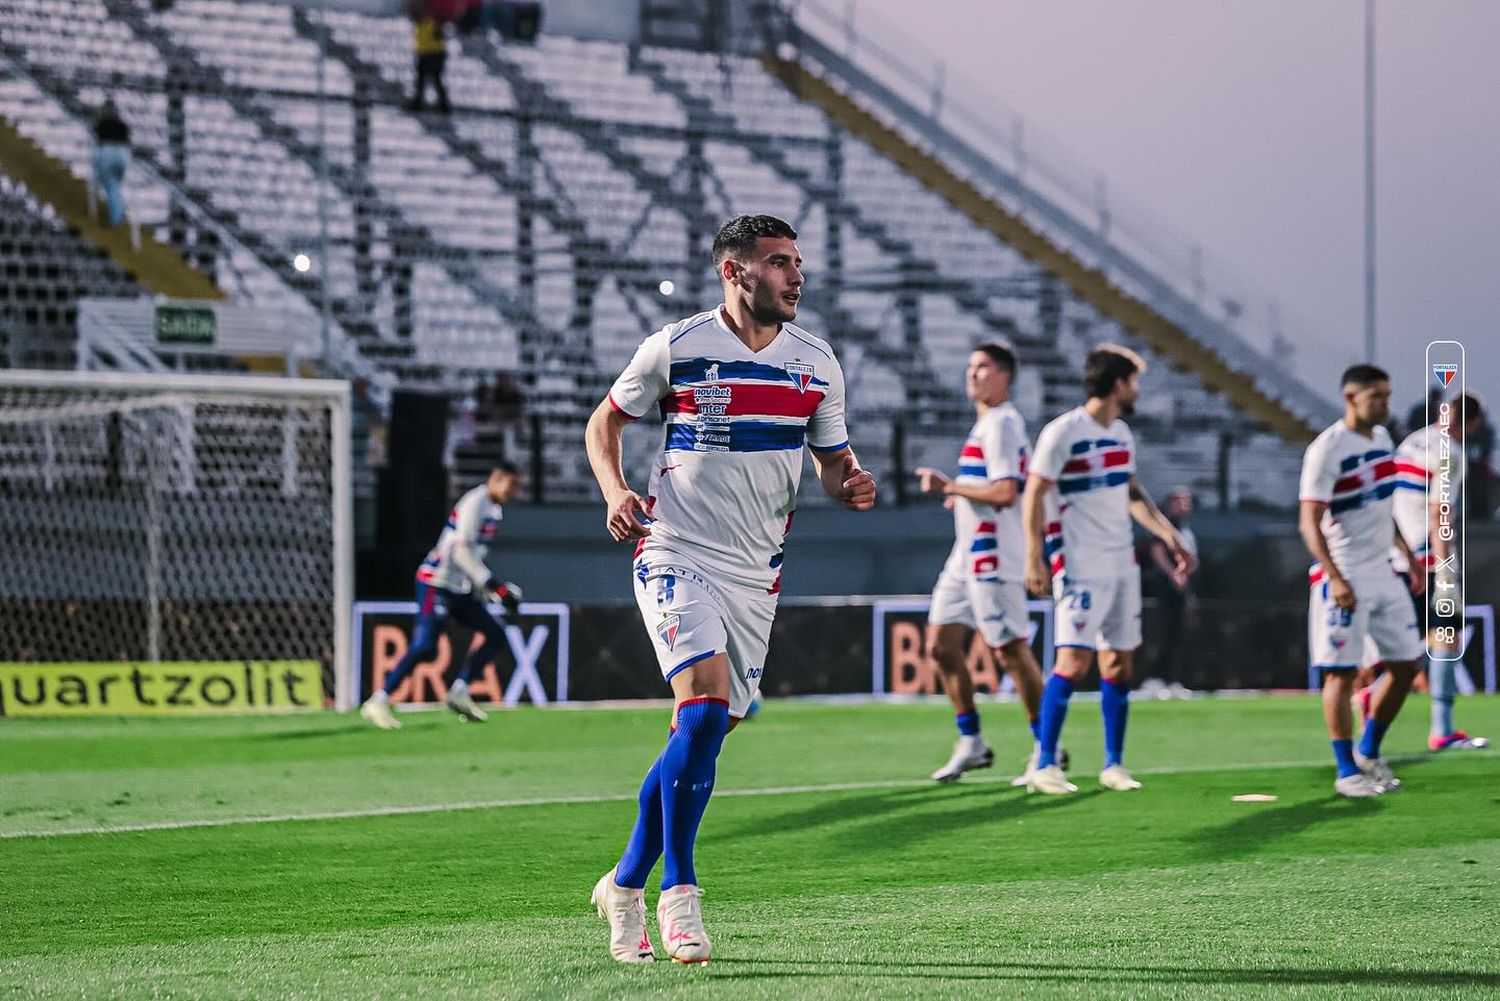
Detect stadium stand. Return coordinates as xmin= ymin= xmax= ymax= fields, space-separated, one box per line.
xmin=0 ymin=0 xmax=1335 ymax=508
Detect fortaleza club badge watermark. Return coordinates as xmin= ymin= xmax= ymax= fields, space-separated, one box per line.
xmin=1426 ymin=340 xmax=1464 ymax=661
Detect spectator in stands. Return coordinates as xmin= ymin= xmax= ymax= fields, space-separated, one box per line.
xmin=1145 ymin=488 xmax=1199 ymax=683
xmin=92 ymin=99 xmax=130 ymax=226
xmin=406 ymin=1 xmax=452 ymax=115
xmin=1405 ymin=388 xmax=1443 ymax=443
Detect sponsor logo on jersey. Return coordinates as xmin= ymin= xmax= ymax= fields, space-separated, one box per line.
xmin=1433 ymin=363 xmax=1457 ymax=388
xmin=657 ymin=613 xmax=682 ymax=651
xmin=785 ymin=361 xmax=815 ymax=393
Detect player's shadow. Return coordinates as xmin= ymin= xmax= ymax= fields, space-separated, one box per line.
xmin=705 ymin=958 xmax=1500 ymax=990
xmin=1181 ymin=793 xmax=1382 ymax=862
xmin=707 ymin=781 xmax=1092 ymax=852
xmin=252 ymin=724 xmax=368 ymax=740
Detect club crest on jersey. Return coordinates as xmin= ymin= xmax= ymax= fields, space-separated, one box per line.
xmin=656 ymin=613 xmax=681 ymax=651
xmin=785 ymin=361 xmax=815 ymax=393
xmin=1433 ymin=363 xmax=1457 ymax=388
xmin=705 ymin=363 xmax=720 ymax=383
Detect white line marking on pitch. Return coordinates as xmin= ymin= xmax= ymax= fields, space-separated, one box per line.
xmin=0 ymin=752 xmax=1460 ymax=842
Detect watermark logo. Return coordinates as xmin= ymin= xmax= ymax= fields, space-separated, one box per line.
xmin=1432 ymin=363 xmax=1457 ymax=388
xmin=1425 ymin=341 xmax=1465 ymax=661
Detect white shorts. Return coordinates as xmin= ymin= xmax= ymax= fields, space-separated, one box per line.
xmin=928 ymin=566 xmax=1031 ymax=648
xmin=1052 ymin=573 xmax=1142 ymax=652
xmin=1309 ymin=563 xmax=1422 ymax=670
xmin=633 ymin=556 xmax=777 ymax=719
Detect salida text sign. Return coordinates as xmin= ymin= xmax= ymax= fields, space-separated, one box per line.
xmin=352 ymin=601 xmax=570 ymax=706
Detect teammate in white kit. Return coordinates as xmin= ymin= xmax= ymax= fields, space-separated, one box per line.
xmin=1298 ymin=365 xmax=1424 ymax=797
xmin=1021 ymin=345 xmax=1195 ymax=795
xmin=1356 ymin=392 xmax=1487 ymax=751
xmin=916 ymin=343 xmax=1052 ymax=784
xmin=584 ymin=215 xmax=876 ymax=965
xmin=360 ymin=461 xmax=526 ymax=729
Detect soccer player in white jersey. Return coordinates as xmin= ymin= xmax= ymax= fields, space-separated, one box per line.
xmin=1298 ymin=365 xmax=1424 ymax=797
xmin=359 ymin=461 xmax=525 ymax=729
xmin=916 ymin=343 xmax=1051 ymax=784
xmin=583 ymin=215 xmax=876 ymax=965
xmin=1021 ymin=345 xmax=1195 ymax=795
xmin=1357 ymin=392 xmax=1487 ymax=751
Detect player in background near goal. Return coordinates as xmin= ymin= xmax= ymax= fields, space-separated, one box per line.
xmin=1298 ymin=365 xmax=1424 ymax=797
xmin=1356 ymin=391 xmax=1487 ymax=751
xmin=360 ymin=461 xmax=526 ymax=729
xmin=584 ymin=215 xmax=876 ymax=965
xmin=1021 ymin=344 xmax=1195 ymax=795
xmin=916 ymin=343 xmax=1059 ymax=785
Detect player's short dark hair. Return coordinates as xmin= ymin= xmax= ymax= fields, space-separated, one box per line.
xmin=1455 ymin=392 xmax=1484 ymax=424
xmin=712 ymin=214 xmax=798 ymax=265
xmin=974 ymin=342 xmax=1016 ymax=376
xmin=491 ymin=459 xmax=522 ymax=476
xmin=1083 ymin=343 xmax=1146 ymax=399
xmin=1340 ymin=364 xmax=1389 ymax=389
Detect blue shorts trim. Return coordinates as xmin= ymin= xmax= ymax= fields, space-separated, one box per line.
xmin=1313 ymin=663 xmax=1358 ymax=672
xmin=1055 ymin=643 xmax=1095 ymax=651
xmin=664 ymin=649 xmax=718 ymax=681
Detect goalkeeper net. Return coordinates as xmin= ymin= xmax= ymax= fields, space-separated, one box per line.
xmin=0 ymin=372 xmax=353 ymax=710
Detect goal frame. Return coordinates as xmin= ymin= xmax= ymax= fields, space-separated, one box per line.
xmin=0 ymin=370 xmax=355 ymax=710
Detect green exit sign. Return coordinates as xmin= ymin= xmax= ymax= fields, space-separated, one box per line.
xmin=154 ymin=305 xmax=216 ymax=347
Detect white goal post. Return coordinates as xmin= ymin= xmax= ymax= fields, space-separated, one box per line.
xmin=0 ymin=371 xmax=354 ymax=711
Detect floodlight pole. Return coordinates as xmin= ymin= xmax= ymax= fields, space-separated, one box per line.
xmin=1363 ymin=0 xmax=1376 ymax=364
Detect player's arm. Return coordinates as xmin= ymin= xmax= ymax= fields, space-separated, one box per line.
xmin=811 ymin=445 xmax=876 ymax=511
xmin=1298 ymin=499 xmax=1355 ymax=610
xmin=1021 ymin=473 xmax=1052 ymax=596
xmin=585 ymin=398 xmax=650 ymax=542
xmin=1127 ymin=476 xmax=1196 ymax=575
xmin=1395 ymin=521 xmax=1425 ymax=596
xmin=917 ymin=469 xmax=1019 ymax=507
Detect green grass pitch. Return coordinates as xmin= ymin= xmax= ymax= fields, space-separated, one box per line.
xmin=3 ymin=695 xmax=1498 ymax=1000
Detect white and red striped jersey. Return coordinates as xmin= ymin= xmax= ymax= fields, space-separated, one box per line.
xmin=416 ymin=484 xmax=502 ymax=593
xmin=608 ymin=306 xmax=850 ymax=592
xmin=1390 ymin=424 xmax=1467 ymax=571
xmin=1299 ymin=421 xmax=1398 ymax=577
xmin=943 ymin=402 xmax=1029 ymax=582
xmin=1030 ymin=406 xmax=1137 ymax=580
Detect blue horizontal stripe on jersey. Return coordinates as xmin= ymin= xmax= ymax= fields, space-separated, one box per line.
xmin=663 ymin=420 xmax=806 ymax=453
xmin=957 ymin=463 xmax=988 ymax=478
xmin=1392 ymin=481 xmax=1424 ymax=492
xmin=970 ymin=537 xmax=998 ymax=553
xmin=1329 ymin=481 xmax=1397 ymax=514
xmin=1069 ymin=437 xmax=1121 ymax=455
xmin=1058 ymin=469 xmax=1131 ymax=495
xmin=669 ymin=357 xmax=829 ymax=390
xmin=1339 ymin=449 xmax=1391 ymax=472
xmin=1044 ymin=537 xmax=1063 ymax=557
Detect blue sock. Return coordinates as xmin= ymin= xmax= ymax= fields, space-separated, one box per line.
xmin=660 ymin=698 xmax=729 ymax=890
xmin=1037 ymin=674 xmax=1074 ymax=768
xmin=1028 ymin=718 xmax=1040 ymax=741
xmin=1429 ymin=659 xmax=1456 ymax=738
xmin=955 ymin=710 xmax=980 ymax=737
xmin=1358 ymin=718 xmax=1389 ymax=759
xmin=614 ymin=753 xmax=664 ymax=889
xmin=1332 ymin=738 xmax=1359 ymax=778
xmin=1100 ymin=677 xmax=1129 ymax=768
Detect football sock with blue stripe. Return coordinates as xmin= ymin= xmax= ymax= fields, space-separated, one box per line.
xmin=1100 ymin=677 xmax=1129 ymax=768
xmin=1332 ymin=738 xmax=1360 ymax=778
xmin=1429 ymin=659 xmax=1456 ymax=737
xmin=1358 ymin=718 xmax=1389 ymax=759
xmin=614 ymin=753 xmax=664 ymax=890
xmin=955 ymin=710 xmax=980 ymax=737
xmin=1037 ymin=674 xmax=1074 ymax=768
xmin=1028 ymin=717 xmax=1040 ymax=741
xmin=660 ymin=698 xmax=729 ymax=890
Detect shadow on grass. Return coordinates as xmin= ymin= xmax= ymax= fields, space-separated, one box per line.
xmin=251 ymin=724 xmax=369 ymax=741
xmin=706 ymin=781 xmax=1095 ymax=852
xmin=1182 ymin=792 xmax=1382 ymax=861
xmin=705 ymin=957 xmax=1500 ymax=989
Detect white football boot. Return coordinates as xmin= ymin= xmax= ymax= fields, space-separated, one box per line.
xmin=1354 ymin=751 xmax=1401 ymax=793
xmin=359 ymin=696 xmax=401 ymax=730
xmin=1011 ymin=744 xmax=1070 ymax=787
xmin=1026 ymin=764 xmax=1078 ymax=795
xmin=932 ymin=735 xmax=994 ymax=783
xmin=1098 ymin=764 xmax=1143 ymax=791
xmin=657 ymin=884 xmax=711 ymax=965
xmin=591 ymin=868 xmax=654 ymax=964
xmin=1335 ymin=772 xmax=1384 ymax=798
xmin=445 ymin=681 xmax=488 ymax=722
